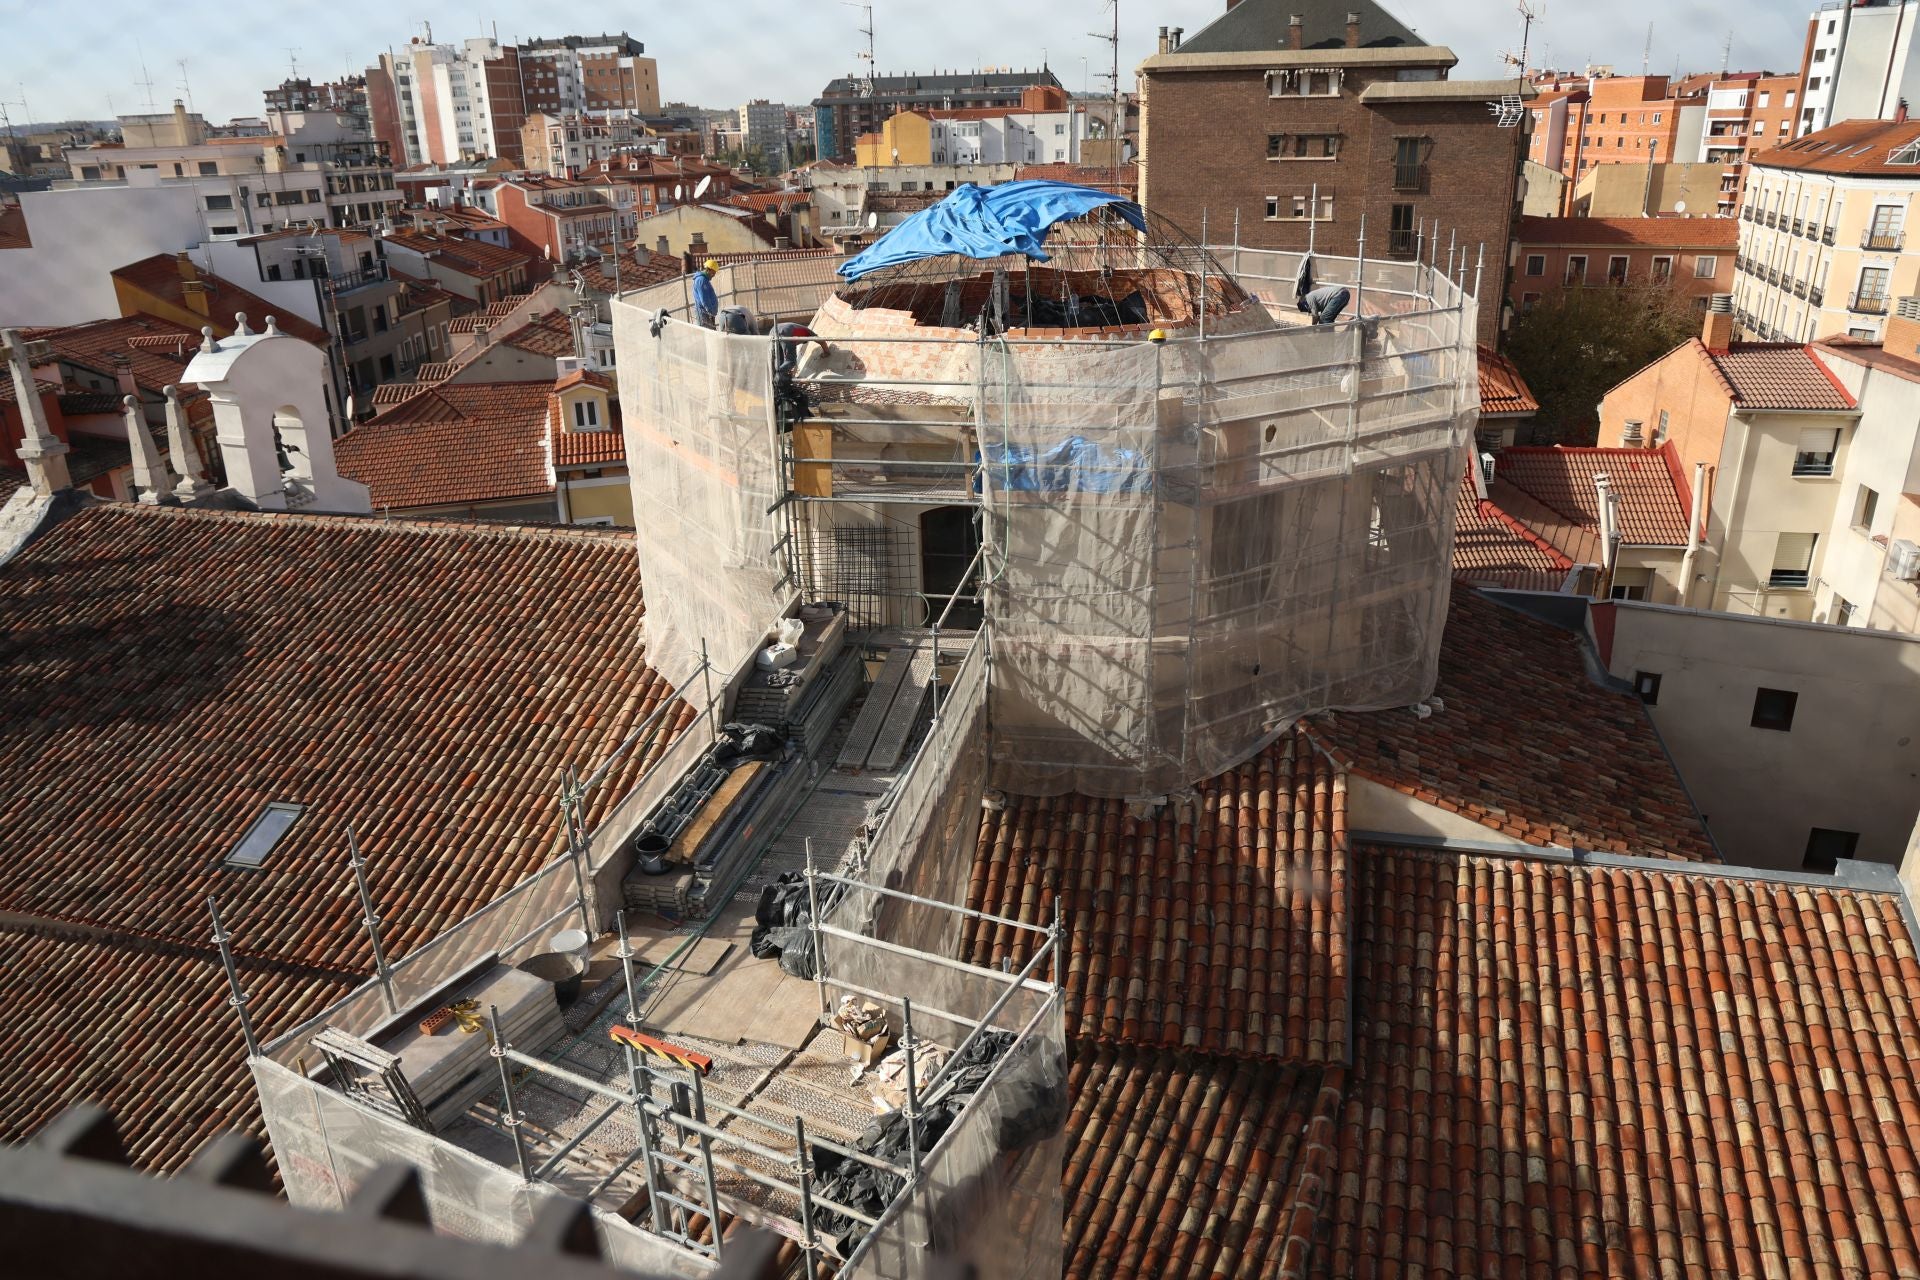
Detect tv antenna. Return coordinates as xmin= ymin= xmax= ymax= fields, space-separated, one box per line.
xmin=1721 ymin=31 xmax=1732 ymax=76
xmin=844 ymin=2 xmax=876 ymax=98
xmin=1091 ymin=0 xmax=1122 ymax=183
xmin=1492 ymin=0 xmax=1538 ymax=126
xmin=177 ymin=60 xmax=196 ymax=116
xmin=287 ymin=47 xmax=303 ymax=80
xmin=134 ymin=42 xmax=160 ymax=111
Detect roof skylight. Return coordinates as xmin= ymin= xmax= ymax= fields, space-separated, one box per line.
xmin=224 ymin=801 xmax=305 ymax=868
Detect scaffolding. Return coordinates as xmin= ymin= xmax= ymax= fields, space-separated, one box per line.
xmin=612 ymin=232 xmax=1480 ymax=799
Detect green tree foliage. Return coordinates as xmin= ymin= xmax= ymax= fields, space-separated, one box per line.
xmin=1503 ymin=283 xmax=1702 ymax=444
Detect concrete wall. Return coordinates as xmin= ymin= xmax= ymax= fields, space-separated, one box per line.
xmin=1709 ymin=408 xmax=1855 ymax=621
xmin=1600 ymin=601 xmax=1920 ymax=870
xmin=1347 ymin=775 xmax=1537 ymax=851
xmin=0 ymin=183 xmax=207 ymax=325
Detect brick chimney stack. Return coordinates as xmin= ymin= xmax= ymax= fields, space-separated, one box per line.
xmin=1288 ymin=14 xmax=1304 ymax=49
xmin=1347 ymin=12 xmax=1363 ymax=47
xmin=1701 ymin=298 xmax=1735 ymax=350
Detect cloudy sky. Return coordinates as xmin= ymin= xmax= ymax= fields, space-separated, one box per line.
xmin=0 ymin=0 xmax=1821 ymax=125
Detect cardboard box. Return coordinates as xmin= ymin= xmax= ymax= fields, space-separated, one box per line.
xmin=842 ymin=1030 xmax=894 ymax=1066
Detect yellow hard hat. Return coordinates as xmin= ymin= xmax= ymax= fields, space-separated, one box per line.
xmin=703 ymin=258 xmax=720 ymax=273
xmin=1147 ymin=329 xmax=1168 ymax=344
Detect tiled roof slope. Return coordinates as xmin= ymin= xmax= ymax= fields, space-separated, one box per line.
xmin=1306 ymin=590 xmax=1716 ymax=858
xmin=576 ymin=249 xmax=682 ymax=295
xmin=1174 ymin=0 xmax=1424 ymax=53
xmin=338 ymin=382 xmax=555 ymax=509
xmin=966 ymin=728 xmax=1348 ymax=1062
xmin=1515 ymin=215 xmax=1740 ymax=249
xmin=1477 ymin=345 xmax=1539 ymax=416
xmin=1706 ymin=343 xmax=1855 ymax=411
xmin=22 ymin=316 xmax=204 ymax=395
xmin=1064 ymin=1047 xmax=1342 ymax=1280
xmin=0 ymin=503 xmax=686 ymax=1167
xmin=110 ymin=254 xmax=331 ymax=347
xmin=1453 ymin=469 xmax=1573 ymax=591
xmin=1753 ymin=117 xmax=1920 ymax=176
xmin=1496 ymin=443 xmax=1693 ymax=546
xmin=1321 ymin=843 xmax=1920 ymax=1280
xmin=0 ymin=926 xmax=352 ymax=1173
xmin=499 ymin=309 xmax=576 ymax=358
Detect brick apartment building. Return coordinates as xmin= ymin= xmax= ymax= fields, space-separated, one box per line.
xmin=1138 ymin=0 xmax=1527 ymax=343
xmin=1512 ymin=215 xmax=1737 ymax=311
xmin=811 ymin=68 xmax=1064 ymax=163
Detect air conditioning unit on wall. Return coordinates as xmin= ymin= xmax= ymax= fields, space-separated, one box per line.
xmin=1888 ymin=538 xmax=1920 ymax=581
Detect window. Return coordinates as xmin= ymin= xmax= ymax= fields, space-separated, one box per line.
xmin=210 ymin=224 xmax=237 ymax=236
xmin=1269 ymin=133 xmax=1339 ymax=158
xmin=1832 ymin=595 xmax=1856 ymax=627
xmin=205 ymin=193 xmax=233 ymax=211
xmin=1521 ymin=292 xmax=1540 ymax=310
xmin=1786 ymin=91 xmax=1796 ymax=108
xmin=1693 ymin=255 xmax=1718 ymax=278
xmin=224 ymin=802 xmax=304 ymax=868
xmin=1524 ymin=254 xmax=1545 ymax=277
xmin=1751 ymin=687 xmax=1799 ymax=731
xmin=1792 ymin=428 xmax=1839 ymax=477
xmin=1867 ymin=204 xmax=1903 ymax=249
xmin=1802 ymin=827 xmax=1858 ymax=872
xmin=1609 ymin=567 xmax=1653 ymax=600
xmin=1607 ymin=255 xmax=1629 ymax=286
xmin=1392 ymin=135 xmax=1425 ymax=188
xmin=1808 ymin=76 xmax=1822 ymax=90
xmin=1565 ymin=255 xmax=1587 ymax=285
xmin=1388 ymin=203 xmax=1415 ymax=255
xmin=1758 ymin=91 xmax=1770 ymax=107
xmin=1855 ymin=485 xmax=1879 ymax=530
xmin=1650 ymin=256 xmax=1673 ymax=283
xmin=1634 ymin=671 xmax=1662 ymax=704
xmin=198 ymin=160 xmax=218 ymax=176
xmin=1769 ymin=532 xmax=1818 ymax=587
xmin=573 ymin=398 xmax=600 ymax=428
xmin=1655 ymin=409 xmax=1670 ymax=445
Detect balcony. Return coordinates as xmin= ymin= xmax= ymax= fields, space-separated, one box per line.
xmin=1822 ymin=226 xmax=1836 ymax=245
xmin=1764 ymin=212 xmax=1779 ymax=229
xmin=1768 ymin=569 xmax=1812 ymax=588
xmin=1792 ymin=218 xmax=1805 ymax=235
xmin=323 ymin=260 xmax=390 ymax=294
xmin=1850 ymin=291 xmax=1890 ymax=314
xmin=1861 ymin=230 xmax=1905 ymax=251
xmin=1386 ymin=227 xmax=1417 ymax=257
xmin=1811 ymin=286 xmax=1825 ymax=306
xmin=1391 ymin=163 xmax=1428 ymax=193
xmin=1793 ymin=281 xmax=1808 ymax=299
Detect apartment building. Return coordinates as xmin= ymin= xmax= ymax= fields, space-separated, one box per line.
xmin=519 ymin=33 xmax=660 ymax=118
xmin=1137 ymin=0 xmax=1526 ymax=344
xmin=1511 ymin=215 xmax=1736 ymax=311
xmin=1797 ymin=0 xmax=1920 ymax=136
xmin=520 ymin=113 xmax=644 ymax=178
xmin=811 ymin=67 xmax=1064 ymax=162
xmin=59 ymin=102 xmax=400 ymax=235
xmin=737 ymin=100 xmax=790 ymax=169
xmin=852 ymin=85 xmax=1105 ymax=168
xmin=263 ymin=76 xmax=369 ymax=122
xmin=1732 ymin=117 xmax=1920 ymax=344
xmin=493 ymin=176 xmax=639 ymax=263
xmin=1697 ymin=74 xmax=1802 ymax=211
xmin=1600 ymin=305 xmax=1862 ymax=621
xmin=368 ymin=37 xmax=529 ymax=167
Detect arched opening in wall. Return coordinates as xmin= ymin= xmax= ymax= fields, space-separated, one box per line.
xmin=920 ymin=505 xmax=982 ymax=630
xmin=271 ymin=405 xmax=307 ymax=482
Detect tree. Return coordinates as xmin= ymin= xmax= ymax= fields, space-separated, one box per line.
xmin=1503 ymin=282 xmax=1702 ymax=444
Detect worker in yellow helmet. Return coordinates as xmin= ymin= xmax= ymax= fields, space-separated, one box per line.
xmin=1147 ymin=329 xmax=1168 ymax=344
xmin=692 ymin=259 xmax=721 ymax=328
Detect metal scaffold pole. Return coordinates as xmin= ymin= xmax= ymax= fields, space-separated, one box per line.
xmin=615 ymin=909 xmax=665 ymax=1232
xmin=901 ymin=998 xmax=923 ymax=1181
xmin=805 ymin=839 xmax=831 ymax=1024
xmin=487 ymin=1003 xmax=534 ymax=1184
xmin=562 ymin=766 xmax=594 ymax=937
xmin=345 ymin=824 xmax=398 ymax=1015
xmin=208 ymin=896 xmax=259 ymax=1058
xmin=690 ymin=1071 xmax=725 ymax=1262
xmin=794 ymin=1113 xmax=820 ymax=1270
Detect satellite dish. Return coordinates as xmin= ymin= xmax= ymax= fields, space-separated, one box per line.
xmin=693 ymin=174 xmax=712 ymax=199
xmin=1674 ymin=200 xmax=1688 ymax=213
xmin=674 ymin=184 xmax=684 ymax=200
xmin=868 ymin=211 xmax=879 ymax=229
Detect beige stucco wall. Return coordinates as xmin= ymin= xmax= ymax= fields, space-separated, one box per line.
xmin=1602 ymin=601 xmax=1920 ymax=870
xmin=559 ymin=472 xmax=632 ymax=525
xmin=1707 ymin=409 xmax=1855 ymax=620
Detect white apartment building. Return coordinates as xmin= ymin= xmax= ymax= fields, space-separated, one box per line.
xmin=1732 ymin=117 xmax=1920 ymax=344
xmin=1799 ymin=0 xmax=1920 ymax=136
xmin=376 ymin=37 xmax=525 ymax=167
xmin=926 ymin=106 xmax=1096 ymax=166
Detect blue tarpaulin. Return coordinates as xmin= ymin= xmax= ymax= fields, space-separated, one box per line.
xmin=980 ymin=437 xmax=1152 ymax=494
xmin=837 ymin=181 xmax=1147 ymax=281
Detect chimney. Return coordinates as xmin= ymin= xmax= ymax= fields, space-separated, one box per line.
xmin=656 ymin=235 xmax=670 ymax=254
xmin=1159 ymin=25 xmax=1170 ymax=55
xmin=775 ymin=235 xmax=792 ymax=250
xmin=3 ymin=328 xmax=71 ymax=496
xmin=1287 ymin=14 xmax=1304 ymax=48
xmin=1622 ymin=418 xmax=1645 ymax=446
xmin=1346 ymin=12 xmax=1363 ymax=48
xmin=109 ymin=354 xmax=139 ymax=402
xmin=1171 ymin=27 xmax=1183 ymax=49
xmin=1900 ymin=99 xmax=1911 ymax=124
xmin=1701 ymin=295 xmax=1735 ymax=350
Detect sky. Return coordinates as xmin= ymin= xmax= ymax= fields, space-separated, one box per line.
xmin=0 ymin=0 xmax=1822 ymax=126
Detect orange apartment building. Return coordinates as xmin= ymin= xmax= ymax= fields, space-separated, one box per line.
xmin=1511 ymin=215 xmax=1737 ymax=311
xmin=1701 ymin=73 xmax=1803 ymax=212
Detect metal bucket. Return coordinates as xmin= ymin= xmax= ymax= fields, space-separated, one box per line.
xmin=519 ymin=952 xmax=586 ymax=1006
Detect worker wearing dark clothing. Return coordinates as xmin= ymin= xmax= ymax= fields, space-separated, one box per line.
xmin=691 ymin=261 xmax=720 ymax=328
xmin=1299 ymin=284 xmax=1350 ymax=326
xmin=772 ymin=322 xmax=826 ymax=425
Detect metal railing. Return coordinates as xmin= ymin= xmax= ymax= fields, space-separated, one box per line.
xmin=1862 ymin=230 xmax=1905 ymax=251
xmin=1849 ymin=291 xmax=1889 ymax=314
xmin=1386 ymin=228 xmax=1417 ymax=258
xmin=1823 ymin=226 xmax=1836 ymax=245
xmin=326 ymin=260 xmax=391 ymax=294
xmin=1811 ymin=286 xmax=1825 ymax=306
xmin=1391 ymin=163 xmax=1428 ymax=193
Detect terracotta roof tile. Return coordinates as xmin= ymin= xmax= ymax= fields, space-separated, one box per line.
xmin=20 ymin=317 xmax=206 ymax=397
xmin=1453 ymin=468 xmax=1574 ymax=590
xmin=110 ymin=254 xmax=331 ymax=347
xmin=498 ymin=310 xmax=576 ymax=359
xmin=0 ymin=503 xmax=685 ymax=1169
xmin=1516 ymin=215 xmax=1740 ymax=249
xmin=0 ymin=201 xmax=32 ymax=250
xmin=1753 ymin=116 xmax=1920 ymax=176
xmin=575 ymin=249 xmax=682 ymax=295
xmin=378 ymin=229 xmax=535 ymax=280
xmin=1064 ymin=1047 xmax=1341 ymax=1280
xmin=1305 ymin=590 xmax=1716 ymax=859
xmin=1320 ymin=843 xmax=1920 ymax=1280
xmin=966 ymin=728 xmax=1349 ymax=1063
xmin=338 ymin=381 xmax=555 ymax=508
xmin=1495 ymin=443 xmax=1693 ymax=546
xmin=1477 ymin=345 xmax=1539 ymax=416
xmin=1706 ymin=343 xmax=1856 ymax=410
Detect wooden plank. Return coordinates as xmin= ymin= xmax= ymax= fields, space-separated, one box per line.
xmin=835 ymin=644 xmax=916 ymax=770
xmin=667 ymin=761 xmax=767 ymax=866
xmin=792 ymin=421 xmax=833 ymax=498
xmin=865 ymin=644 xmax=934 ymax=770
